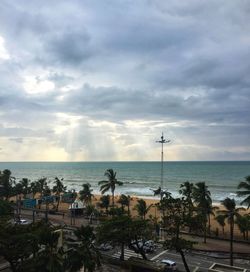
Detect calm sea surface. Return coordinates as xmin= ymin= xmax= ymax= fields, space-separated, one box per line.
xmin=0 ymin=161 xmax=249 ymax=203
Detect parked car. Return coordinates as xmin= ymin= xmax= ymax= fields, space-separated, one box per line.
xmin=129 ymin=240 xmax=155 ymax=253
xmin=15 ymin=219 xmax=30 ymax=225
xmin=161 ymin=259 xmax=177 ymax=271
xmin=98 ymin=243 xmax=113 ymax=251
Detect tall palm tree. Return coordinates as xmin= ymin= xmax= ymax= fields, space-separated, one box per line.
xmin=20 ymin=178 xmax=30 ymax=199
xmin=30 ymin=181 xmax=40 ymax=199
xmin=35 ymin=226 xmax=64 ymax=272
xmin=134 ymin=199 xmax=152 ymax=220
xmin=237 ymin=176 xmax=250 ymax=208
xmin=98 ymin=169 xmax=123 ymax=207
xmin=52 ymin=177 xmax=67 ymax=211
xmin=215 ymin=214 xmax=226 ymax=235
xmin=99 ymin=195 xmax=110 ymax=215
xmin=79 ymin=183 xmax=93 ymax=204
xmin=192 ymin=182 xmax=212 ymax=243
xmin=179 ymin=181 xmax=194 ymax=232
xmin=0 ymin=169 xmax=15 ymax=200
xmin=66 ymin=225 xmax=101 ymax=272
xmin=219 ymin=198 xmax=245 ymax=266
xmin=236 ymin=214 xmax=250 ymax=240
xmin=37 ymin=178 xmax=47 ymax=198
xmin=117 ymin=194 xmax=131 ymax=215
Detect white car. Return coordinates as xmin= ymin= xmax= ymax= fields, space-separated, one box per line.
xmin=16 ymin=219 xmax=29 ymax=225
xmin=161 ymin=259 xmax=177 ymax=271
xmin=98 ymin=243 xmax=113 ymax=251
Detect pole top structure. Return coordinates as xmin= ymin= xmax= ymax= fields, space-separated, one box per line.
xmin=156 ymin=132 xmax=170 ymax=144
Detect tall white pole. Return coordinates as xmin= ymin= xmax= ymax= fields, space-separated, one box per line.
xmin=156 ymin=133 xmax=170 ymax=197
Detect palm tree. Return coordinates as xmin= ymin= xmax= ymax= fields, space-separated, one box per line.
xmin=35 ymin=226 xmax=64 ymax=272
xmin=85 ymin=204 xmax=99 ymax=224
xmin=0 ymin=169 xmax=15 ymax=200
xmin=66 ymin=225 xmax=101 ymax=272
xmin=134 ymin=199 xmax=152 ymax=220
xmin=37 ymin=178 xmax=47 ymax=198
xmin=98 ymin=169 xmax=123 ymax=207
xmin=117 ymin=194 xmax=131 ymax=215
xmin=79 ymin=183 xmax=93 ymax=204
xmin=219 ymin=198 xmax=245 ymax=266
xmin=192 ymin=182 xmax=212 ymax=243
xmin=30 ymin=181 xmax=40 ymax=199
xmin=179 ymin=181 xmax=194 ymax=232
xmin=237 ymin=176 xmax=250 ymax=208
xmin=52 ymin=177 xmax=67 ymax=211
xmin=215 ymin=214 xmax=226 ymax=235
xmin=236 ymin=214 xmax=250 ymax=240
xmin=99 ymin=195 xmax=110 ymax=215
xmin=20 ymin=178 xmax=30 ymax=199
xmin=152 ymin=186 xmax=170 ymax=200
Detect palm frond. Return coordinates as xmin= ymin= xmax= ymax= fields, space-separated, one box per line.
xmin=98 ymin=180 xmax=108 ymax=185
xmin=116 ymin=180 xmax=123 ymax=186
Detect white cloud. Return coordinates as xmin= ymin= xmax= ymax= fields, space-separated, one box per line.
xmin=23 ymin=75 xmax=55 ymax=94
xmin=0 ymin=36 xmax=10 ymax=60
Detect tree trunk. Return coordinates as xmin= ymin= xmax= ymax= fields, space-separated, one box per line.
xmin=120 ymin=243 xmax=125 ymax=261
xmin=203 ymin=221 xmax=207 ymax=243
xmin=112 ymin=191 xmax=114 ymax=207
xmin=128 ymin=203 xmax=130 ymax=216
xmin=56 ymin=195 xmax=60 ymax=211
xmin=208 ymin=214 xmax=211 ymax=235
xmin=230 ymin=216 xmax=234 ymax=266
xmin=179 ymin=249 xmax=191 ymax=272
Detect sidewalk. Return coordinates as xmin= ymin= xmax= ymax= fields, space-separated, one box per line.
xmin=185 ymin=235 xmax=250 ymax=254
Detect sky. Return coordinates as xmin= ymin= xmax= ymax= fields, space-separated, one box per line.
xmin=0 ymin=0 xmax=249 ymax=162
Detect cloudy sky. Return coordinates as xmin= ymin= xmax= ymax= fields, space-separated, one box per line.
xmin=0 ymin=0 xmax=249 ymax=161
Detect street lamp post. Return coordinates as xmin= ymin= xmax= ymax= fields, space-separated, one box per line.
xmin=156 ymin=132 xmax=170 ymax=199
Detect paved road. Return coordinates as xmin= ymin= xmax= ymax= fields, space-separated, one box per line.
xmin=152 ymin=249 xmax=250 ymax=272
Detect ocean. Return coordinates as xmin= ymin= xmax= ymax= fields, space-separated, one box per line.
xmin=0 ymin=161 xmax=249 ymax=204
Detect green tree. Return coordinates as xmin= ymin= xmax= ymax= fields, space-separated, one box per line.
xmin=52 ymin=177 xmax=67 ymax=211
xmin=30 ymin=181 xmax=40 ymax=199
xmin=97 ymin=215 xmax=130 ymax=261
xmin=236 ymin=214 xmax=250 ymax=240
xmin=20 ymin=178 xmax=31 ymax=199
xmin=162 ymin=197 xmax=194 ymax=272
xmin=98 ymin=169 xmax=123 ymax=207
xmin=219 ymin=198 xmax=245 ymax=266
xmin=0 ymin=222 xmax=39 ymax=272
xmin=215 ymin=214 xmax=226 ymax=235
xmin=79 ymin=183 xmax=93 ymax=204
xmin=117 ymin=194 xmax=131 ymax=215
xmin=37 ymin=178 xmax=47 ymax=198
xmin=192 ymin=182 xmax=212 ymax=243
xmin=85 ymin=204 xmax=99 ymax=224
xmin=98 ymin=195 xmax=110 ymax=215
xmin=129 ymin=218 xmax=156 ymax=260
xmin=179 ymin=181 xmax=194 ymax=232
xmin=66 ymin=225 xmax=101 ymax=272
xmin=0 ymin=199 xmax=13 ymax=220
xmin=0 ymin=169 xmax=15 ymax=200
xmin=34 ymin=225 xmax=64 ymax=272
xmin=134 ymin=199 xmax=152 ymax=220
xmin=237 ymin=176 xmax=250 ymax=208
